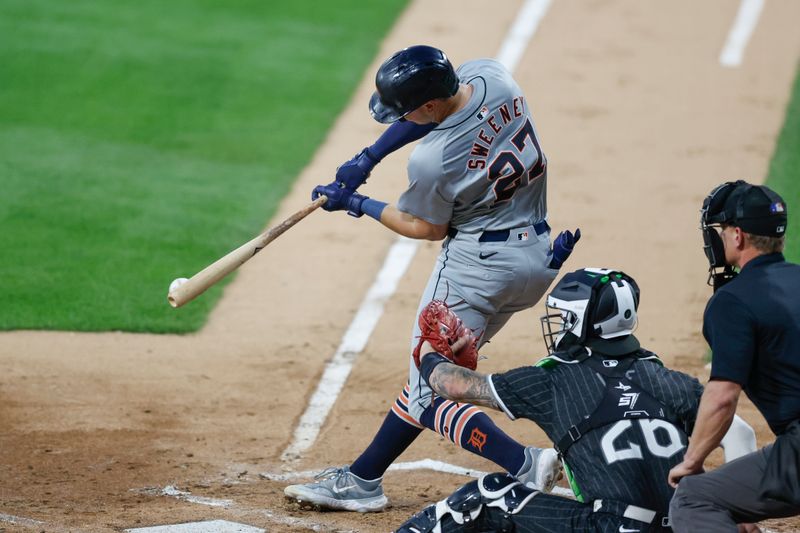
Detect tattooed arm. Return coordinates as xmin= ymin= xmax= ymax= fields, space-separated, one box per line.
xmin=419 ymin=339 xmax=500 ymax=411
xmin=428 ymin=362 xmax=501 ymax=411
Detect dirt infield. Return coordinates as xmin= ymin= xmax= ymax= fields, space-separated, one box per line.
xmin=2 ymin=1 xmax=800 ymax=531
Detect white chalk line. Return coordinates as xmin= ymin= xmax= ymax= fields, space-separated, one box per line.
xmin=0 ymin=511 xmax=93 ymax=533
xmin=131 ymin=486 xmax=233 ymax=508
xmin=719 ymin=0 xmax=764 ymax=67
xmin=133 ymin=486 xmax=343 ymax=532
xmin=262 ymin=459 xmax=484 ymax=481
xmin=0 ymin=512 xmax=44 ymax=527
xmin=126 ymin=520 xmax=265 ymax=533
xmin=496 ymin=0 xmax=553 ymax=72
xmin=281 ymin=236 xmax=419 ymax=460
xmin=262 ymin=458 xmax=573 ymax=498
xmin=282 ymin=0 xmax=553 ymax=462
xmin=161 ymin=485 xmax=233 ymax=508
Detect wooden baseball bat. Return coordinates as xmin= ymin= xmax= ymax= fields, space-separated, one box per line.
xmin=168 ymin=195 xmax=327 ymax=308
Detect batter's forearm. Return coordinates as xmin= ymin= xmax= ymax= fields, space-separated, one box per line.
xmin=378 ymin=205 xmax=449 ymax=240
xmin=428 ymin=364 xmax=500 ymax=411
xmin=368 ymin=121 xmax=436 ymax=160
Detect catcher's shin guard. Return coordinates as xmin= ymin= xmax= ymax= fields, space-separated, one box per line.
xmin=394 ymin=504 xmax=443 ymax=533
xmin=394 ymin=473 xmax=538 ymax=533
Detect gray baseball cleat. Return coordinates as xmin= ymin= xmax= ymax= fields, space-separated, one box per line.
xmin=515 ymin=447 xmax=562 ymax=492
xmin=284 ymin=465 xmax=388 ymax=512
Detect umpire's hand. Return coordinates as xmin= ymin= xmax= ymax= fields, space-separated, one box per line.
xmin=667 ymin=459 xmax=703 ymax=488
xmin=738 ymin=524 xmax=763 ymax=533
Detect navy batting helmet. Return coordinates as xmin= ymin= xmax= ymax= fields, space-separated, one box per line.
xmin=369 ymin=45 xmax=459 ymax=123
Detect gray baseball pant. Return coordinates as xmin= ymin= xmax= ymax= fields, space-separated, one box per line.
xmin=669 ymin=444 xmax=800 ymax=532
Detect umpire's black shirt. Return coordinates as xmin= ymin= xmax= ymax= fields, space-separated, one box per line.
xmin=704 ymin=252 xmax=800 ymax=434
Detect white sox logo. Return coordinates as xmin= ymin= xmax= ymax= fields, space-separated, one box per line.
xmin=614 ymin=382 xmax=640 ymax=409
xmin=619 ymin=392 xmax=640 ymax=409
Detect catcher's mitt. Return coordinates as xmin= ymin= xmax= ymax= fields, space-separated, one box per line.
xmin=412 ymin=300 xmax=479 ymax=370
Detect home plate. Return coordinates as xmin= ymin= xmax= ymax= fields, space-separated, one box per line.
xmin=126 ymin=519 xmax=264 ymax=533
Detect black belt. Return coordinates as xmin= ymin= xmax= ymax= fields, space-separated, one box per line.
xmin=447 ymin=220 xmax=550 ymax=242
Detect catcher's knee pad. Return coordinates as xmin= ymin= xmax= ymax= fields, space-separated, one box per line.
xmin=479 ymin=473 xmax=539 ymax=532
xmin=395 ymin=480 xmax=483 ymax=533
xmin=395 ymin=504 xmax=440 ymax=533
xmin=480 ymin=472 xmax=539 ymax=513
xmin=394 ymin=474 xmax=538 ymax=533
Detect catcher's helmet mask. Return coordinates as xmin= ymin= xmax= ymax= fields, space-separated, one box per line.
xmin=369 ymin=45 xmax=459 ymax=124
xmin=540 ymin=268 xmax=640 ymax=357
xmin=700 ymin=180 xmax=787 ymax=291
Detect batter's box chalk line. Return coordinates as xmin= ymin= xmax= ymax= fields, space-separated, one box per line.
xmin=125 ymin=520 xmax=264 ymax=533
xmin=261 ymin=458 xmax=573 ymax=498
xmin=131 ymin=486 xmax=233 ymax=508
xmin=129 ymin=486 xmax=345 ymax=532
xmin=0 ymin=513 xmax=44 ymax=527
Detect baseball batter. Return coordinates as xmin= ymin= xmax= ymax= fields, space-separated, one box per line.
xmin=285 ymin=45 xmax=579 ymax=512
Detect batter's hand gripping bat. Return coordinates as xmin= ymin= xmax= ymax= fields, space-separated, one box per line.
xmin=167 ymin=195 xmax=327 ymax=308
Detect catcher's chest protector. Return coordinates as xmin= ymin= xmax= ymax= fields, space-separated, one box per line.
xmin=553 ymin=353 xmax=681 ymax=456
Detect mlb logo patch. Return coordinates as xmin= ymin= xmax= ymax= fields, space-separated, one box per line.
xmin=476 ymin=106 xmax=489 ymax=120
xmin=517 ymin=231 xmax=529 ymax=241
xmin=771 ymin=202 xmax=785 ymax=213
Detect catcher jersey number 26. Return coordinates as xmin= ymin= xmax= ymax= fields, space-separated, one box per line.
xmin=600 ymin=419 xmax=685 ymax=465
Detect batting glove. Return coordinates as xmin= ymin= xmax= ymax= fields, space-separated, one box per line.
xmin=311 ymin=183 xmax=368 ymax=218
xmin=335 ymin=148 xmax=379 ymax=191
xmin=548 ymin=228 xmax=581 ymax=269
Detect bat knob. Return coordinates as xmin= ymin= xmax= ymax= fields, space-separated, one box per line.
xmin=168 ymin=278 xmax=190 ymax=307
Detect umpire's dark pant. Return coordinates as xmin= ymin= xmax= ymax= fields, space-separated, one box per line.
xmin=670 ymin=445 xmax=800 ymax=532
xmin=437 ymin=492 xmax=670 ymax=533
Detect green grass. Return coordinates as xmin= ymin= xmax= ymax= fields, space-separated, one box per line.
xmin=0 ymin=0 xmax=407 ymax=332
xmin=766 ymin=64 xmax=800 ymax=262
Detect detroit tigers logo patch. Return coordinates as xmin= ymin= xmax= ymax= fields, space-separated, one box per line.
xmin=467 ymin=428 xmax=487 ymax=451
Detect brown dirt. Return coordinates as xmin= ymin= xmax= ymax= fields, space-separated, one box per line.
xmin=2 ymin=1 xmax=800 ymax=531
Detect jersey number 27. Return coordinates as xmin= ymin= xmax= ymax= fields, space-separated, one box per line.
xmin=488 ymin=118 xmax=546 ymax=204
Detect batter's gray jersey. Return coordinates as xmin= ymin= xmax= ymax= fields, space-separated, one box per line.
xmin=398 ymin=59 xmax=547 ymax=232
xmin=397 ymin=59 xmax=558 ymax=422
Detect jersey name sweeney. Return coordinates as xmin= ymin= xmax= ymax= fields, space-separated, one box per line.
xmin=467 ymin=96 xmax=527 ymax=171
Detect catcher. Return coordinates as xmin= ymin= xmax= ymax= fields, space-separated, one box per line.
xmin=396 ymin=268 xmax=757 ymax=532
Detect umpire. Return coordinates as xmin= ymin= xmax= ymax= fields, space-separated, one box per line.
xmin=669 ymin=180 xmax=800 ymax=531
xmin=396 ymin=268 xmax=755 ymax=532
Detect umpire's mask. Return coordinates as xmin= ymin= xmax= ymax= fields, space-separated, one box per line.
xmin=700 ymin=180 xmax=787 ymax=292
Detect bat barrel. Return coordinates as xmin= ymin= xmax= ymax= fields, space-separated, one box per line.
xmin=167 ymin=195 xmax=327 ymax=308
